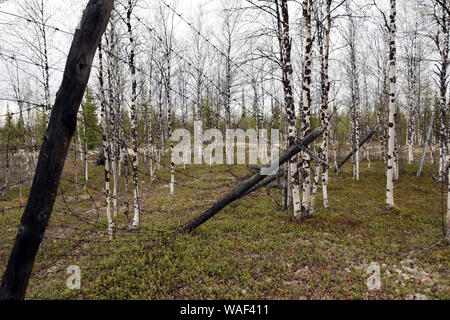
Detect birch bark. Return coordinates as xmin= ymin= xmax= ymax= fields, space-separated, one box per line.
xmin=127 ymin=0 xmax=141 ymax=228
xmin=301 ymin=0 xmax=313 ymax=217
xmin=98 ymin=42 xmax=114 ymax=240
xmin=386 ymin=0 xmax=397 ymax=207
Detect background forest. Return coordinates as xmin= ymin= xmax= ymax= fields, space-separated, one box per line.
xmin=0 ymin=0 xmax=448 ymax=300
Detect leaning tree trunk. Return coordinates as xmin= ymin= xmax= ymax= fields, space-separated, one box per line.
xmin=182 ymin=126 xmax=326 ymax=233
xmin=335 ymin=126 xmax=379 ymax=173
xmin=0 ymin=0 xmax=113 ymax=300
xmin=386 ymin=0 xmax=397 ymax=208
xmin=127 ymin=0 xmax=141 ymax=228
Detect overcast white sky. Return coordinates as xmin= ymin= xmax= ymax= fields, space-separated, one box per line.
xmin=0 ymin=0 xmax=442 ymax=123
xmin=0 ymin=0 xmax=225 ymax=118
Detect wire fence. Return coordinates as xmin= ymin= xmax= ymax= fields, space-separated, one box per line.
xmin=0 ymin=4 xmax=448 ymax=298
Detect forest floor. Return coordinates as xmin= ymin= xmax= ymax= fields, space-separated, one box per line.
xmin=0 ymin=156 xmax=449 ymax=300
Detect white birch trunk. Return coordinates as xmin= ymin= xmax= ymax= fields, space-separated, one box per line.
xmin=166 ymin=52 xmax=175 ymax=196
xmin=310 ymin=166 xmax=320 ymax=214
xmin=277 ymin=0 xmax=301 ymax=216
xmin=73 ymin=145 xmax=79 ymax=192
xmin=319 ymin=0 xmax=332 ymax=209
xmin=81 ymin=103 xmax=89 ymax=189
xmin=2 ymin=108 xmax=11 ymax=200
xmin=386 ymin=0 xmax=397 ymax=207
xmin=127 ymin=0 xmax=141 ymax=228
xmin=438 ymin=6 xmax=448 ymax=182
xmin=355 ymin=104 xmax=360 ymax=181
xmin=98 ymin=43 xmax=114 ymax=240
xmin=301 ymin=0 xmax=313 ymax=217
xmin=407 ymin=53 xmax=417 ymax=165
xmin=106 ymin=22 xmax=119 ymax=218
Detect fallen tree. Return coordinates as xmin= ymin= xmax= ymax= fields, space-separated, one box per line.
xmin=182 ymin=126 xmax=326 ymax=233
xmin=334 ymin=125 xmax=380 ymax=173
xmin=243 ymin=144 xmax=330 ymax=199
xmin=0 ymin=0 xmax=113 ymax=300
xmin=240 ymin=168 xmax=286 ymax=199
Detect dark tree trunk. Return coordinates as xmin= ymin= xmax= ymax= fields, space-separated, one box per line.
xmin=96 ymin=146 xmax=106 ymax=166
xmin=0 ymin=0 xmax=113 ymax=300
xmin=335 ymin=126 xmax=380 ymax=173
xmin=182 ymin=126 xmax=326 ymax=233
xmin=241 ymin=168 xmax=286 ymax=198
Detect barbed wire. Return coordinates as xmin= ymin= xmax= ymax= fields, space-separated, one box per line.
xmin=0 ymin=95 xmax=245 ymax=192
xmin=0 ymin=177 xmax=33 ymax=192
xmin=0 ymin=10 xmax=192 ymax=116
xmin=0 ymin=9 xmax=74 ymax=35
xmin=0 ymin=97 xmax=47 ymax=117
xmin=0 ymin=6 xmax=278 ymax=124
xmin=0 ymin=51 xmax=65 ymax=73
xmin=153 ymin=0 xmax=284 ymax=107
xmin=114 ymin=4 xmax=247 ymax=111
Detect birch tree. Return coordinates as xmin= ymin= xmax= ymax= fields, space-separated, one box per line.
xmin=126 ymin=0 xmax=141 ymax=228
xmin=157 ymin=2 xmax=176 ymax=195
xmin=81 ymin=101 xmax=88 ymax=189
xmin=345 ymin=4 xmax=361 ymax=181
xmin=318 ymin=0 xmax=332 ymax=208
xmin=386 ymin=0 xmax=397 ymax=207
xmin=275 ymin=0 xmax=301 ymax=217
xmin=406 ymin=42 xmax=418 ymax=165
xmin=432 ymin=3 xmax=449 ymax=182
xmin=98 ymin=42 xmax=114 ymax=240
xmin=15 ymin=0 xmax=52 ymax=123
xmin=301 ymin=0 xmax=313 ymax=217
xmin=220 ymin=1 xmax=242 ymax=127
xmin=105 ymin=12 xmax=119 ymax=217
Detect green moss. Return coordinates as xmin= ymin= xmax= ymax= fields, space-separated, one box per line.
xmin=0 ymin=160 xmax=448 ymax=300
